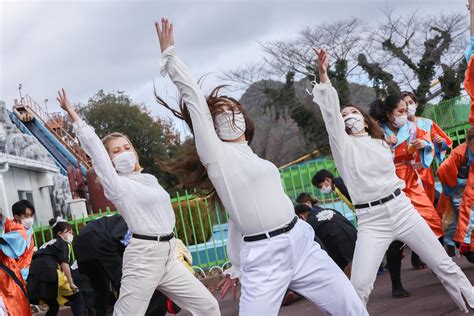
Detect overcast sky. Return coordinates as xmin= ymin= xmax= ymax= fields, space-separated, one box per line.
xmin=0 ymin=0 xmax=468 ymax=132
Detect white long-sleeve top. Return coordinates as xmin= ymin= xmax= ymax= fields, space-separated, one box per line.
xmin=312 ymin=82 xmax=405 ymax=204
xmin=160 ymin=46 xmax=294 ymax=278
xmin=73 ymin=120 xmax=175 ymax=235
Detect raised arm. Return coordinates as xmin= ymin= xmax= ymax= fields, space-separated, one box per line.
xmin=470 ymin=0 xmax=474 ymax=35
xmin=466 ymin=0 xmax=474 ymax=62
xmin=311 ymin=49 xmax=350 ymax=150
xmin=156 ymin=18 xmax=221 ymax=165
xmin=57 ymin=89 xmax=125 ymax=200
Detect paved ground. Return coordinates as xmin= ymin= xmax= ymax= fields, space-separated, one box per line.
xmin=36 ymin=250 xmax=474 ymax=316
xmin=181 ymin=250 xmax=474 ymax=316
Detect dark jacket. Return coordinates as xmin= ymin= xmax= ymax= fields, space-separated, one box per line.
xmin=333 ymin=177 xmax=352 ymax=203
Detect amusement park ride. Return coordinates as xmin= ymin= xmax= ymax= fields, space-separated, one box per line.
xmin=10 ymin=94 xmax=115 ymax=215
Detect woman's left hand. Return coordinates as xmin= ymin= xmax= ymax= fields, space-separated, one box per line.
xmin=432 ymin=134 xmax=444 ymax=144
xmin=70 ymin=283 xmax=79 ymax=294
xmin=411 ymin=139 xmax=426 ymax=149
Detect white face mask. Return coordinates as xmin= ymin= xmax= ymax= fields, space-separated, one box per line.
xmin=65 ymin=233 xmax=74 ymax=244
xmin=112 ymin=151 xmax=137 ymax=174
xmin=215 ymin=111 xmax=246 ymax=141
xmin=392 ymin=114 xmax=408 ymax=128
xmin=344 ymin=113 xmax=366 ymax=134
xmin=21 ymin=218 xmax=34 ymax=230
xmin=407 ymin=104 xmax=417 ymax=116
xmin=320 ymin=185 xmax=332 ymax=194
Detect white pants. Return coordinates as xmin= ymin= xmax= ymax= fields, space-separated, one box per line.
xmin=351 ymin=192 xmax=474 ymax=313
xmin=113 ymin=238 xmax=220 ymax=316
xmin=239 ymin=220 xmax=367 ymax=316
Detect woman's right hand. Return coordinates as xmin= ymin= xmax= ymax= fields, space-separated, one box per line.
xmin=313 ymin=48 xmax=329 ymax=83
xmin=155 ymin=18 xmax=174 ymax=53
xmin=313 ymin=48 xmax=328 ymax=73
xmin=57 ymin=88 xmax=73 ymax=112
xmin=57 ymin=89 xmax=81 ymax=122
xmin=218 ymin=275 xmax=239 ymax=301
xmin=386 ymin=135 xmax=398 ymax=146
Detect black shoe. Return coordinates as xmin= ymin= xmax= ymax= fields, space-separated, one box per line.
xmin=392 ymin=287 xmax=411 ymax=298
xmin=446 ymin=245 xmax=456 ymax=257
xmin=464 ymin=251 xmax=474 ymax=263
xmin=411 ymin=254 xmax=427 ymax=270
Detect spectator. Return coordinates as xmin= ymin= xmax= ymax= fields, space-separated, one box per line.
xmin=74 ymin=214 xmax=180 ymax=316
xmin=294 ymin=198 xmax=356 ymax=277
xmin=0 ymin=200 xmax=36 ymax=316
xmin=27 ymin=217 xmax=85 ymax=316
xmin=437 ymin=127 xmax=474 ymax=260
xmin=312 ymin=169 xmax=353 ymax=210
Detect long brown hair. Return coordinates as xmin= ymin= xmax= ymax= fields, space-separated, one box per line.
xmin=341 ymin=104 xmax=385 ymax=140
xmin=155 ymin=85 xmax=255 ymax=206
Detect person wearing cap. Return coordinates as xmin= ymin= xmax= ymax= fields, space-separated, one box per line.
xmin=295 ymin=193 xmax=356 ymax=277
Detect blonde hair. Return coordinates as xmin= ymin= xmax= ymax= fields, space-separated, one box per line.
xmin=101 ymin=132 xmax=143 ymax=172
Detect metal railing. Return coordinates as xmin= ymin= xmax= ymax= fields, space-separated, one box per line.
xmin=32 ymin=159 xmax=350 ymax=270
xmin=422 ymin=95 xmax=471 ymax=130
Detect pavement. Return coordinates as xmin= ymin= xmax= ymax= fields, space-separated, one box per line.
xmin=34 ymin=250 xmax=474 ymax=316
xmin=181 ymin=250 xmax=474 ymax=316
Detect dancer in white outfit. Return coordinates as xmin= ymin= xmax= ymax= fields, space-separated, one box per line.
xmin=155 ymin=18 xmax=367 ymax=316
xmin=57 ymin=90 xmax=220 ymax=316
xmin=312 ymin=48 xmax=474 ymax=312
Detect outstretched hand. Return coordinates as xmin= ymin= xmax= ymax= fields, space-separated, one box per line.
xmin=57 ymin=89 xmax=73 ymax=112
xmin=313 ymin=48 xmax=329 ymax=83
xmin=218 ymin=275 xmax=239 ymax=301
xmin=155 ymin=18 xmax=174 ymax=53
xmin=313 ymin=48 xmax=328 ymax=74
xmin=57 ymin=88 xmax=80 ymax=122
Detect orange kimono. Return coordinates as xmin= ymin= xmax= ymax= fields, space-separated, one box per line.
xmin=464 ymin=55 xmax=474 ymax=125
xmin=437 ymin=144 xmax=474 ymax=250
xmin=0 ymin=218 xmax=35 ymax=316
xmin=414 ymin=118 xmax=453 ymax=204
xmin=383 ymin=122 xmax=444 ymax=237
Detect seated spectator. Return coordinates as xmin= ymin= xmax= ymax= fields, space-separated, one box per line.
xmin=312 ymin=169 xmax=353 ymax=210
xmin=74 ymin=214 xmax=180 ymax=316
xmin=294 ymin=200 xmax=356 ymax=277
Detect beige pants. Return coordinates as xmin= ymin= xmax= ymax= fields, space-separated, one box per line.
xmin=113 ymin=238 xmax=220 ymax=316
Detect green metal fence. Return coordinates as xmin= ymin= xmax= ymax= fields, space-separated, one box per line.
xmin=32 ymin=158 xmax=348 ymax=270
xmin=422 ymin=95 xmax=471 ymax=129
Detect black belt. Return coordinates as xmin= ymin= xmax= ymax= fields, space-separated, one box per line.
xmin=243 ymin=216 xmax=298 ymax=242
xmin=354 ymin=188 xmax=401 ymax=209
xmin=132 ymin=232 xmax=175 ymax=242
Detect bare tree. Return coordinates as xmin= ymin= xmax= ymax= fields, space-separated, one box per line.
xmin=359 ymin=11 xmax=467 ymax=107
